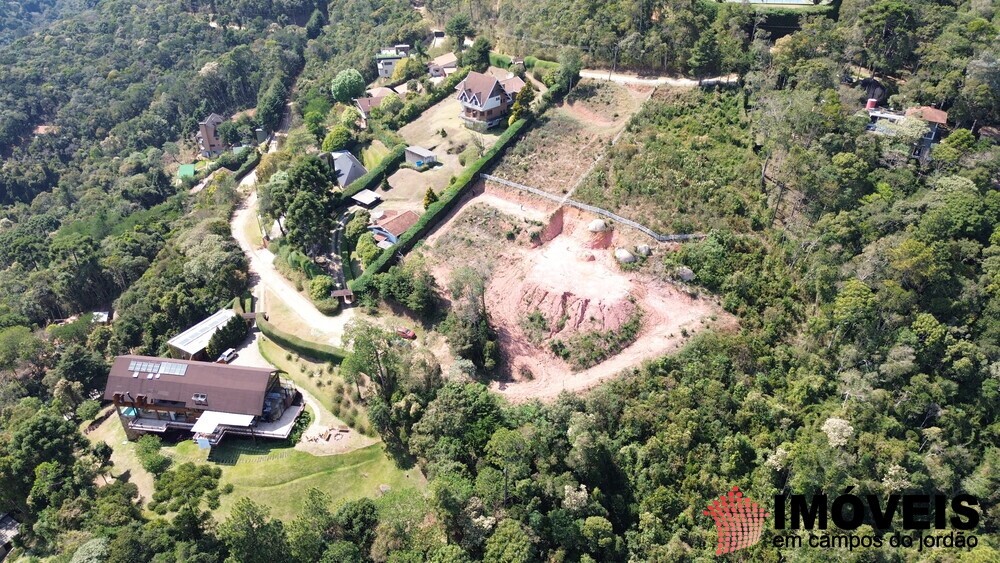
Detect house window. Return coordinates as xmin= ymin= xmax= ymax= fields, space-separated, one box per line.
xmin=191 ymin=393 xmax=207 ymax=404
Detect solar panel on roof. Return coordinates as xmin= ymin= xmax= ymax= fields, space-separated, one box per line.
xmin=158 ymin=362 xmax=188 ymax=376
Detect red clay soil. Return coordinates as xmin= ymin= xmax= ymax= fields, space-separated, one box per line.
xmin=423 ymin=187 xmax=733 ymax=401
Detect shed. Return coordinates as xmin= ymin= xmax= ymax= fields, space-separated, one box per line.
xmin=351 ymin=189 xmax=381 ymax=208
xmin=405 ymin=146 xmax=437 ymax=166
xmin=166 ymin=309 xmax=239 ymax=360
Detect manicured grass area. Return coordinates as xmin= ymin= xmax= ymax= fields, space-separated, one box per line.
xmin=262 ymin=287 xmax=324 ymax=341
xmin=362 ymin=140 xmax=390 ymax=169
xmin=166 ymin=439 xmax=424 ymax=522
xmin=84 ymin=409 xmax=156 ymax=507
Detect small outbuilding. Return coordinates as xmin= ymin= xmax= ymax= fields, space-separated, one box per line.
xmin=405 ymin=146 xmax=437 ymax=166
xmin=167 ymin=309 xmax=239 ymax=361
xmin=351 ymin=189 xmax=381 ymax=208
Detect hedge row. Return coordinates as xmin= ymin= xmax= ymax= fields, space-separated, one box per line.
xmin=257 ymin=317 xmax=347 ymax=363
xmin=489 ymin=52 xmax=512 ymax=69
xmin=338 ymin=143 xmax=406 ymax=203
xmin=231 ymin=148 xmax=262 ymax=181
xmin=350 ymin=117 xmax=531 ymax=293
xmin=524 ymin=56 xmax=559 ymax=71
xmin=371 ymin=125 xmax=405 ymax=147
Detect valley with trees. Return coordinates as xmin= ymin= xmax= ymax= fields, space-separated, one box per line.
xmin=1 ymin=0 xmax=999 ymax=561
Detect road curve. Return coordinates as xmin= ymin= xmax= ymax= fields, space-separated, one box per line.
xmin=231 ymin=191 xmax=355 ymax=346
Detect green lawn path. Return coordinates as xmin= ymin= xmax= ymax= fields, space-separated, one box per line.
xmin=166 ymin=439 xmax=422 ymax=522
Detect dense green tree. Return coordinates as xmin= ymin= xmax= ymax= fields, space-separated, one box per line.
xmin=321 ymin=125 xmax=353 ymax=152
xmin=484 ymin=519 xmax=534 ymax=563
xmin=286 ymin=191 xmax=334 ymax=255
xmin=463 ymin=37 xmax=492 ymax=72
xmin=331 ymin=69 xmax=366 ymax=103
xmin=219 ymin=498 xmax=291 ymax=563
xmin=445 ymin=14 xmax=473 ymax=50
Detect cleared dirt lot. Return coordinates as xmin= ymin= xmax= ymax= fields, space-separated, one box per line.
xmin=492 ymin=79 xmax=650 ymax=196
xmin=421 ymin=184 xmax=732 ymax=401
xmin=375 ymin=97 xmax=502 ymax=213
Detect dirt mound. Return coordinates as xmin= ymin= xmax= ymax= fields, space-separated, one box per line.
xmin=424 ymin=189 xmax=732 ymax=401
xmin=517 ymin=283 xmax=639 ymax=336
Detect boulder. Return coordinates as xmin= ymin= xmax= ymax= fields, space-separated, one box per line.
xmin=677 ymin=266 xmax=695 ymax=282
xmin=588 ymin=219 xmax=608 ymax=232
xmin=579 ymin=252 xmax=595 ymax=262
xmin=636 ymin=244 xmax=651 ymax=257
xmin=614 ymin=248 xmax=636 ymax=263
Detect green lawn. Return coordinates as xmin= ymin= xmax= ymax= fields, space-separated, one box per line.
xmin=84 ymin=408 xmax=156 ymax=507
xmin=167 ymin=440 xmax=423 ymax=522
xmin=362 ymin=140 xmax=390 ymax=169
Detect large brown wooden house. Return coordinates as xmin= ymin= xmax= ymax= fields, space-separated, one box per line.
xmin=104 ymin=355 xmax=301 ymax=447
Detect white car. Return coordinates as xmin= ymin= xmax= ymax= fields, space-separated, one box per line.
xmin=216 ymin=348 xmax=238 ymax=363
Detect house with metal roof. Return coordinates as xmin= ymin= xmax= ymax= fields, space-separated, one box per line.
xmin=351 ymin=189 xmax=381 ymax=208
xmin=167 ymin=309 xmax=239 ymax=360
xmin=104 ymin=355 xmax=301 ymax=446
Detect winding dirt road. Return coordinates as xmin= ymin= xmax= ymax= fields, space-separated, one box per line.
xmin=231 ymin=191 xmax=355 ymax=346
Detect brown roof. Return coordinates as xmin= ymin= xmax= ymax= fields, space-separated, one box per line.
xmin=368 ymin=87 xmax=396 ymax=98
xmin=104 ymin=355 xmax=276 ymax=416
xmin=500 ymin=76 xmax=526 ymax=96
xmin=378 ymin=210 xmax=420 ymax=237
xmin=430 ymin=52 xmax=458 ymax=67
xmin=456 ymin=71 xmax=505 ymax=106
xmin=355 ymin=96 xmax=385 ymax=116
xmin=905 ymin=106 xmax=948 ymax=125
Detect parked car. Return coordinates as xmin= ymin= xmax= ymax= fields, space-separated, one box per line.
xmin=216 ymin=348 xmax=238 ymax=363
xmin=395 ymin=327 xmax=416 ymax=340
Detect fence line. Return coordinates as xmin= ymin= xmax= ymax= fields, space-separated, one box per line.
xmin=479 ymin=174 xmax=705 ymax=243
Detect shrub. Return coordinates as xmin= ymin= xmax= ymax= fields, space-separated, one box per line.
xmin=309 ymin=275 xmax=336 ymax=300
xmin=287 ymin=409 xmax=311 ymax=445
xmin=205 ymin=315 xmax=249 ymax=360
xmin=76 ymin=399 xmax=102 ymax=421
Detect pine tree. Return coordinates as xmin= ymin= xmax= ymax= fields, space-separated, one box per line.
xmin=423 ymin=187 xmax=439 ymax=209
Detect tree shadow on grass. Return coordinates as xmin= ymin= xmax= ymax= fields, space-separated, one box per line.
xmin=382 ymin=436 xmax=417 ymax=470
